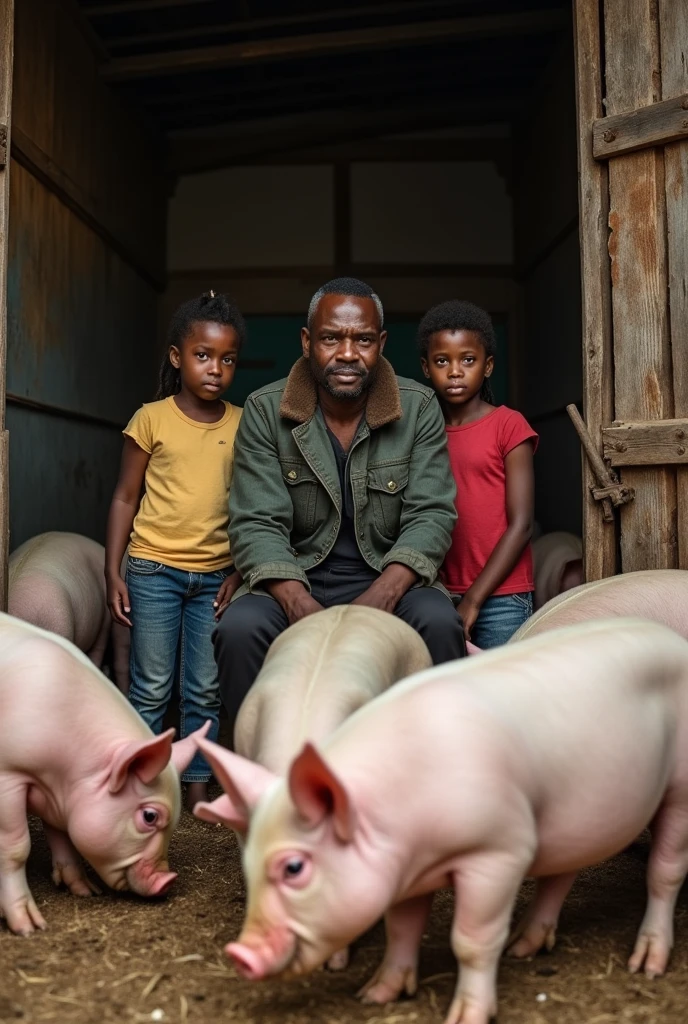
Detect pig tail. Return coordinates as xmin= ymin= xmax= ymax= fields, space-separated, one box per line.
xmin=154 ymin=290 xmax=247 ymax=400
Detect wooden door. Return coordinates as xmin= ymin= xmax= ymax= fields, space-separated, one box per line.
xmin=574 ymin=0 xmax=688 ymax=580
xmin=0 ymin=0 xmax=12 ymax=609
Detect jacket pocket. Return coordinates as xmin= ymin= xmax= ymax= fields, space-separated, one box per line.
xmin=281 ymin=462 xmax=320 ymax=535
xmin=366 ymin=465 xmax=409 ymax=538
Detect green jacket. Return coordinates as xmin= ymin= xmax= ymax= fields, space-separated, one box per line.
xmin=228 ymin=356 xmax=457 ymax=598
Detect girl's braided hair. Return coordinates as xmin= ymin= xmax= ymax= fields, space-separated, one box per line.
xmin=417 ymin=300 xmax=497 ymax=403
xmin=155 ymin=291 xmax=247 ymax=400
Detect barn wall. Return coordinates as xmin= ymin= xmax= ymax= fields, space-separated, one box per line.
xmin=164 ymin=141 xmax=520 ymax=406
xmin=7 ymin=0 xmax=166 ymax=550
xmin=514 ymin=40 xmax=583 ymax=536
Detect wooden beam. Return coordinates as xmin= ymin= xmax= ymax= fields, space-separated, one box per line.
xmin=244 ymin=138 xmax=512 ymax=167
xmin=572 ymin=0 xmax=616 ymax=580
xmin=660 ymin=0 xmax=688 ymax=567
xmin=10 ymin=126 xmax=165 ymax=290
xmin=604 ymin=420 xmax=688 ymax=466
xmin=592 ymin=92 xmax=688 ymax=159
xmin=106 ymin=0 xmax=467 ymax=51
xmin=167 ymin=99 xmax=524 ymax=175
xmin=605 ymin=0 xmax=676 ymax=571
xmin=168 ymin=263 xmax=515 ymax=281
xmin=102 ymin=9 xmax=569 ymax=81
xmin=84 ymin=0 xmax=215 ymax=16
xmin=0 ymin=0 xmax=12 ymax=611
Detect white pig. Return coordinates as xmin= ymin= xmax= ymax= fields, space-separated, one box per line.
xmin=512 ymin=568 xmax=688 ymax=643
xmin=0 ymin=613 xmax=206 ymax=935
xmin=197 ymin=605 xmax=431 ymax=969
xmin=196 ymin=619 xmax=688 ymax=1024
xmin=532 ymin=531 xmax=583 ymax=609
xmin=9 ymin=531 xmax=130 ymax=692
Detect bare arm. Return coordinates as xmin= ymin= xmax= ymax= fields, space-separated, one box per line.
xmin=105 ymin=437 xmax=150 ymax=626
xmin=459 ymin=441 xmax=534 ymax=638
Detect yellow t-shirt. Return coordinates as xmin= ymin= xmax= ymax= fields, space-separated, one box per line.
xmin=124 ymin=397 xmax=242 ymax=572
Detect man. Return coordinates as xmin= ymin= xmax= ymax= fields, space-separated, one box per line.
xmin=215 ymin=277 xmax=464 ymax=723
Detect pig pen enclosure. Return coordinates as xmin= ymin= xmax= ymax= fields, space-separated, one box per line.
xmin=1 ymin=0 xmax=688 ymax=1022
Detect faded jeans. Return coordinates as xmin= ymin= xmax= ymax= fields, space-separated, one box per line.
xmin=458 ymin=592 xmax=533 ymax=649
xmin=126 ymin=556 xmax=228 ymax=782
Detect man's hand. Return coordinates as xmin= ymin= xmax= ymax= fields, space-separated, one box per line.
xmin=352 ymin=563 xmax=418 ymax=614
xmin=266 ymin=579 xmax=324 ymax=625
xmin=213 ymin=570 xmax=243 ymax=621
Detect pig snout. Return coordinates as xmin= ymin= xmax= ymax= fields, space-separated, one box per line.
xmin=226 ymin=928 xmax=297 ymax=980
xmin=125 ymin=859 xmax=177 ymax=897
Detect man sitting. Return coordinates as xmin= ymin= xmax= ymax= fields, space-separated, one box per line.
xmin=214 ymin=277 xmax=465 ymax=724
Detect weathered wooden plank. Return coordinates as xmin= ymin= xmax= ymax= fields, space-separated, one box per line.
xmin=592 ymin=92 xmax=688 ymax=159
xmin=605 ymin=0 xmax=677 ymax=571
xmin=660 ymin=0 xmax=688 ymax=567
xmin=103 ymin=9 xmax=570 ymax=81
xmin=604 ymin=420 xmax=688 ymax=465
xmin=0 ymin=0 xmax=12 ymax=611
xmin=573 ymin=0 xmax=617 ymax=580
xmin=10 ymin=126 xmax=165 ymax=291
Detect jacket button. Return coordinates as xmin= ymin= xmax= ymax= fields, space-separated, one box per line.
xmin=387 ymin=480 xmax=397 ymax=491
xmin=287 ymin=470 xmax=297 ymax=480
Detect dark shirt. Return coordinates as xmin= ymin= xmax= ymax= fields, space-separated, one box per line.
xmin=310 ymin=409 xmax=368 ymax=572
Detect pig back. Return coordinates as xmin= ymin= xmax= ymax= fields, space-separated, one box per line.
xmin=512 ymin=569 xmax=688 ymax=643
xmin=234 ymin=605 xmax=431 ymax=773
xmin=8 ymin=532 xmax=107 ymax=651
xmin=532 ymin=532 xmax=583 ymax=609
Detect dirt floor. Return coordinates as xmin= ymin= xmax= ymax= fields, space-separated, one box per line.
xmin=1 ymin=807 xmax=687 ymax=1024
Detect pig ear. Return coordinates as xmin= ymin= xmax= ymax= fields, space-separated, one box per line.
xmin=194 ymin=794 xmax=249 ymax=836
xmin=170 ymin=720 xmax=212 ymax=776
xmin=288 ymin=743 xmax=356 ymax=843
xmin=108 ymin=729 xmax=176 ymax=794
xmin=196 ymin=738 xmax=276 ymax=821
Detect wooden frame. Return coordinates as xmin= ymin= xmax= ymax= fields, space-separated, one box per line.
xmin=0 ymin=0 xmax=11 ymax=608
xmin=593 ymin=92 xmax=688 ymax=159
xmin=573 ymin=0 xmax=617 ymax=580
xmin=604 ymin=420 xmax=688 ymax=466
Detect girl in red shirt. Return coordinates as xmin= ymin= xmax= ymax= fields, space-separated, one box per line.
xmin=419 ymin=300 xmax=538 ymax=648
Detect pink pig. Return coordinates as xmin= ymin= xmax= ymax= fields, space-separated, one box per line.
xmin=196 ymin=618 xmax=688 ymax=1024
xmin=0 ymin=613 xmax=205 ymax=934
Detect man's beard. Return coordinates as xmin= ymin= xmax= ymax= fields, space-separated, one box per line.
xmin=310 ymin=358 xmax=372 ymax=400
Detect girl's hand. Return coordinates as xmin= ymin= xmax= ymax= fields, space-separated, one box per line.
xmin=107 ymin=575 xmax=132 ymax=628
xmin=214 ymin=570 xmax=243 ymax=620
xmin=458 ymin=597 xmax=481 ymax=641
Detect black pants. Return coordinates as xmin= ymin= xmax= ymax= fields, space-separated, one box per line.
xmin=213 ymin=564 xmax=466 ymax=730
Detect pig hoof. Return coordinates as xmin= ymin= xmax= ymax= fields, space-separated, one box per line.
xmin=5 ymin=901 xmax=47 ymax=935
xmin=326 ymin=947 xmax=349 ymax=971
xmin=628 ymin=933 xmax=670 ymax=978
xmin=507 ymin=923 xmax=557 ymax=959
xmin=358 ymin=965 xmax=417 ymax=1004
xmin=444 ymin=992 xmax=495 ymax=1024
xmin=51 ymin=864 xmax=101 ymax=897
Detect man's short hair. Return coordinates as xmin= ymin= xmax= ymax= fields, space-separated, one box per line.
xmin=307 ymin=277 xmax=384 ymax=331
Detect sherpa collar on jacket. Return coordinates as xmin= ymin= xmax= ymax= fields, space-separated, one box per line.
xmin=279 ymin=356 xmax=403 ymax=430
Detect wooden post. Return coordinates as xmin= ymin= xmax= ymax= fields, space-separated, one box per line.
xmin=659 ymin=0 xmax=688 ymax=567
xmin=604 ymin=0 xmax=677 ymax=571
xmin=0 ymin=0 xmax=13 ymax=611
xmin=572 ymin=0 xmax=617 ymax=580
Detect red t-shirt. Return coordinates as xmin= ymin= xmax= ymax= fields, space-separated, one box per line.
xmin=442 ymin=405 xmax=538 ymax=596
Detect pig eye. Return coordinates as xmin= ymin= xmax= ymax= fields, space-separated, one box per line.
xmin=284 ymin=858 xmax=304 ymax=878
xmin=143 ymin=808 xmax=158 ymax=825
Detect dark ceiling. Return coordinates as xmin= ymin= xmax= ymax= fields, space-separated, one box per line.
xmin=78 ymin=0 xmax=572 ymax=172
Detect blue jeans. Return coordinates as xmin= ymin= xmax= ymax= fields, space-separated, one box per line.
xmin=459 ymin=592 xmax=533 ymax=649
xmin=126 ymin=557 xmax=228 ymax=782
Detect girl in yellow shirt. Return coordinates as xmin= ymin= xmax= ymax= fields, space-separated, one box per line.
xmin=105 ymin=291 xmax=243 ymax=810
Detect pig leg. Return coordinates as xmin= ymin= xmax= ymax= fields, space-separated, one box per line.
xmin=506 ymin=871 xmax=577 ymax=958
xmin=43 ymin=823 xmax=101 ymax=897
xmin=0 ymin=779 xmax=46 ymax=934
xmin=359 ymin=894 xmax=433 ymax=1004
xmin=326 ymin=947 xmax=349 ymax=971
xmin=445 ymin=854 xmax=527 ymax=1024
xmin=628 ymin=794 xmax=688 ymax=979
